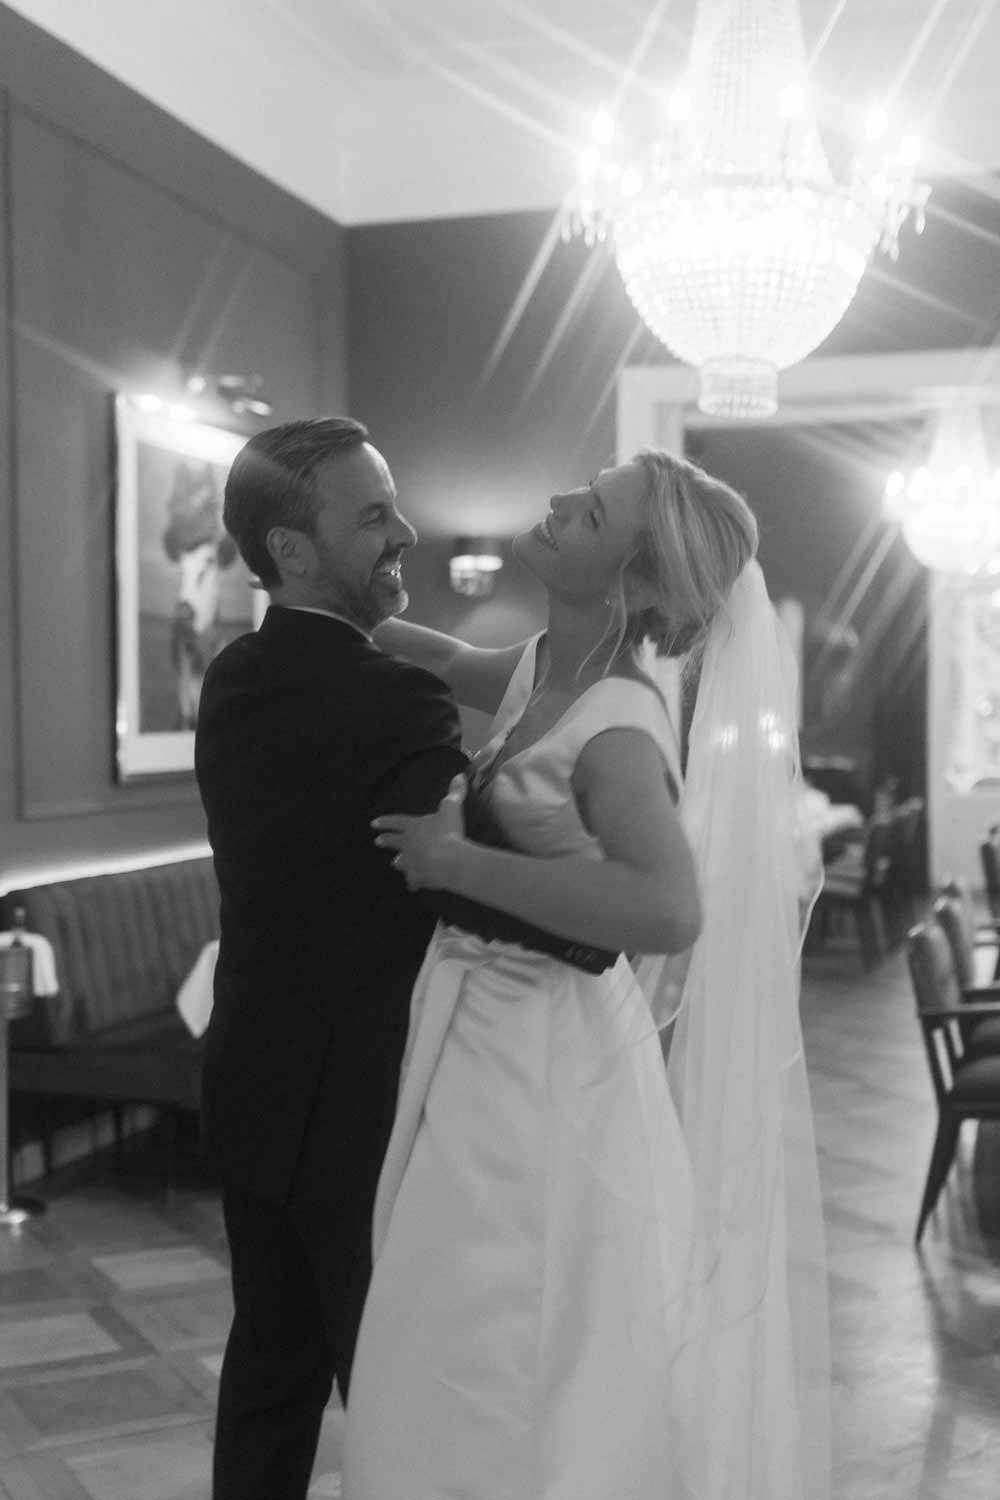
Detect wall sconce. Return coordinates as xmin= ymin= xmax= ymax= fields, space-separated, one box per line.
xmin=449 ymin=538 xmax=503 ymax=598
xmin=216 ymin=374 xmax=274 ymax=418
xmin=185 ymin=372 xmax=274 ymax=419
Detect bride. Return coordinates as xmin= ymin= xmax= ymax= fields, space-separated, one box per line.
xmin=343 ymin=449 xmax=829 ymax=1500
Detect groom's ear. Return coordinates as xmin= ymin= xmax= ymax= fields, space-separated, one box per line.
xmin=265 ymin=525 xmax=311 ymax=579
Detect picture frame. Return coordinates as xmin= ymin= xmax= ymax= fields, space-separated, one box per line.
xmin=114 ymin=394 xmax=263 ymax=782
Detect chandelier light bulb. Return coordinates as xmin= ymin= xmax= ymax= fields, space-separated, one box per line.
xmin=579 ymin=144 xmax=601 ymax=179
xmin=883 ymin=470 xmax=906 ymax=518
xmin=563 ymin=0 xmax=929 ymax=417
xmin=667 ymin=88 xmax=692 ymax=123
xmin=592 ymin=108 xmax=615 ymax=146
xmin=778 ymin=82 xmax=805 ymax=119
xmin=865 ymin=105 xmax=889 ymax=141
xmin=898 ymin=133 xmax=921 ymax=166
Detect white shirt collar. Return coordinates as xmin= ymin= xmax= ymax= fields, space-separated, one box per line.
xmin=281 ymin=604 xmax=372 ymax=641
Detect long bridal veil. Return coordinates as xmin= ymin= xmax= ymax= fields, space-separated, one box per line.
xmin=638 ymin=559 xmax=831 ymax=1500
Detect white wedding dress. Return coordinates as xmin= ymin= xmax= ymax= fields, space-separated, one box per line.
xmin=343 ymin=640 xmax=703 ymax=1500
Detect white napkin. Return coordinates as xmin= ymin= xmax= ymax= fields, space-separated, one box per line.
xmin=0 ymin=931 xmax=59 ymax=997
xmin=176 ymin=939 xmax=219 ymax=1038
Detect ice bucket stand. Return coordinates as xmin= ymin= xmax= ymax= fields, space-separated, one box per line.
xmin=0 ymin=942 xmax=45 ymax=1226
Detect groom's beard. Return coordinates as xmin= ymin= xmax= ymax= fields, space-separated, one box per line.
xmin=312 ymin=542 xmax=409 ymax=632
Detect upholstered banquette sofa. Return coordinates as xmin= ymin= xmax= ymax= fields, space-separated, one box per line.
xmin=0 ymin=856 xmax=219 ymax=1173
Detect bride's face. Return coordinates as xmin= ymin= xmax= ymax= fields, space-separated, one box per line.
xmin=513 ymin=461 xmax=648 ymax=602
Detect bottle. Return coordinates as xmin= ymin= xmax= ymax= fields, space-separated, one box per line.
xmin=2 ymin=905 xmax=33 ymax=1019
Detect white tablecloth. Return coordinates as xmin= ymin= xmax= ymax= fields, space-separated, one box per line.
xmin=176 ymin=939 xmax=218 ymax=1038
xmin=799 ymin=787 xmax=864 ymax=845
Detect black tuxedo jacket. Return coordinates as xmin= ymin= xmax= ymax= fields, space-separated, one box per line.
xmin=196 ymin=606 xmax=613 ymax=1210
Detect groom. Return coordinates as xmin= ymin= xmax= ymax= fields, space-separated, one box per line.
xmin=197 ymin=417 xmax=610 ymax=1500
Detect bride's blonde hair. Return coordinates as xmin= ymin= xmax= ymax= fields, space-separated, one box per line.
xmin=615 ymin=449 xmax=759 ymax=662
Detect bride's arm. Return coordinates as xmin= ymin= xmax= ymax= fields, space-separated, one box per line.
xmin=375 ymin=618 xmax=533 ymax=716
xmin=373 ymin=729 xmax=701 ymax=955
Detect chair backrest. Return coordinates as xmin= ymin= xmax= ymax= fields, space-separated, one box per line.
xmin=934 ymin=891 xmax=977 ymax=989
xmin=886 ymin=806 xmax=910 ymax=892
xmin=906 ymin=921 xmax=963 ymax=1104
xmin=899 ymin=798 xmax=925 ymax=891
xmin=907 ymin=920 xmax=961 ymax=1015
xmin=980 ymin=827 xmax=1000 ymax=919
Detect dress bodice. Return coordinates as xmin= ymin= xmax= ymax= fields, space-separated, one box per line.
xmin=469 ymin=635 xmax=681 ymax=862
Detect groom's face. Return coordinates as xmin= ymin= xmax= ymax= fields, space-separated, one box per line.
xmin=307 ymin=442 xmax=417 ymax=631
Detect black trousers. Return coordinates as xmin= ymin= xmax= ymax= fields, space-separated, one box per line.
xmin=212 ymin=1182 xmax=372 ymax=1500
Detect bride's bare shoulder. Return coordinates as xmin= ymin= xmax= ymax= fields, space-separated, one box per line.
xmin=604 ymin=660 xmax=670 ymax=717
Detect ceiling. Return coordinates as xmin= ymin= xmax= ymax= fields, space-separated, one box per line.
xmin=4 ymin=0 xmax=1000 ymax=226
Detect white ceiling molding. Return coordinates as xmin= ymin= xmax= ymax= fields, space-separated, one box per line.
xmin=4 ymin=0 xmax=1000 ymax=226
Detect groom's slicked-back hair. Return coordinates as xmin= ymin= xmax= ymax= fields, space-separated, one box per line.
xmin=224 ymin=416 xmax=370 ymax=587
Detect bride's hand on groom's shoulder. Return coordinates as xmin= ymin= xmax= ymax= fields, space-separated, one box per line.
xmin=372 ymin=775 xmax=467 ymax=892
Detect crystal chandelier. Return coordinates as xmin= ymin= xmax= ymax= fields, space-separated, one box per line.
xmin=565 ymin=0 xmax=929 ymax=418
xmin=884 ymin=406 xmax=1000 ymax=575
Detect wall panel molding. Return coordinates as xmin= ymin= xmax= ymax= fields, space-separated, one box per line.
xmin=0 ymin=83 xmax=21 ymax=831
xmin=0 ymin=27 xmax=348 ymax=881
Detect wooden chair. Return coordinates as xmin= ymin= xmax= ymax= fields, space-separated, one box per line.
xmin=906 ymin=920 xmax=1000 ymax=1244
xmin=979 ymin=825 xmax=1000 ymax=923
xmin=931 ymin=892 xmax=1000 ymax=1057
xmin=937 ymin=876 xmax=1000 ymax=982
xmin=811 ymin=815 xmax=892 ymax=969
xmin=883 ymin=798 xmax=925 ymax=944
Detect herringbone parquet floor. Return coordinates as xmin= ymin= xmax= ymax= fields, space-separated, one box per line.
xmin=0 ymin=936 xmax=997 ymax=1499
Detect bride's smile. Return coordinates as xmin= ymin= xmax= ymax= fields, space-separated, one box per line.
xmin=513 ymin=459 xmax=648 ymax=602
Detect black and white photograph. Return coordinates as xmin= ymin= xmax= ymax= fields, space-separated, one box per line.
xmin=1 ymin=3 xmax=1000 ymax=1499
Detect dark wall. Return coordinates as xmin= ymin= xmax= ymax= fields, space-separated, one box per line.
xmin=690 ymin=421 xmax=930 ymax=810
xmin=347 ymin=212 xmax=664 ymax=622
xmin=347 ymin=213 xmax=669 ymax=747
xmin=0 ymin=6 xmax=348 ymax=885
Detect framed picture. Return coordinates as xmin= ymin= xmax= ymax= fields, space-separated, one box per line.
xmin=945 ymin=581 xmax=1000 ymax=793
xmin=114 ymin=395 xmax=263 ymax=782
